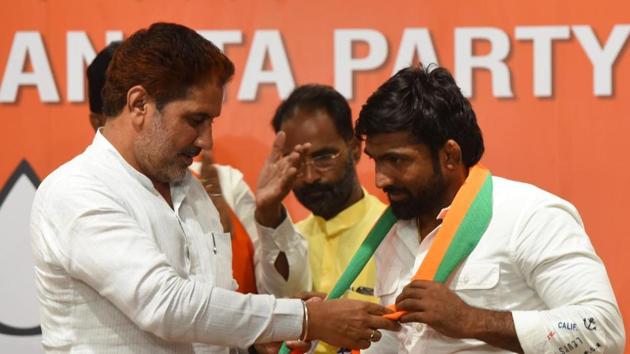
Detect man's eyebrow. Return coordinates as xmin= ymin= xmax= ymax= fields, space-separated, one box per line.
xmin=311 ymin=147 xmax=338 ymax=156
xmin=188 ymin=112 xmax=213 ymax=119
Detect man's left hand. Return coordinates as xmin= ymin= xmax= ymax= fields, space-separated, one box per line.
xmin=395 ymin=280 xmax=475 ymax=338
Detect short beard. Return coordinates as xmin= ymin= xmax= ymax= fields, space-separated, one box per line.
xmin=386 ymin=157 xmax=448 ymax=220
xmin=134 ymin=112 xmax=187 ymax=184
xmin=294 ymin=154 xmax=359 ymax=220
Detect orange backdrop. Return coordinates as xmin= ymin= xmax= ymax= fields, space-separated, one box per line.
xmin=0 ymin=0 xmax=628 ymax=351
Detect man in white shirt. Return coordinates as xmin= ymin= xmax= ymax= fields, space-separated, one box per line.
xmin=86 ymin=39 xmax=308 ymax=299
xmin=355 ymin=65 xmax=625 ymax=353
xmin=30 ymin=22 xmax=399 ymax=353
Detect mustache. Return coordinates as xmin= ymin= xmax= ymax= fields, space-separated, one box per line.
xmin=181 ymin=147 xmax=201 ymax=157
xmin=296 ymin=182 xmax=334 ymax=195
xmin=383 ymin=186 xmax=412 ymax=196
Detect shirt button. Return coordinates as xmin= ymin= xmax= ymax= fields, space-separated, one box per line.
xmin=463 ymin=276 xmax=470 ymax=284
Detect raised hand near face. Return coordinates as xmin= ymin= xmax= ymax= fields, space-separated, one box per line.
xmin=255 ymin=131 xmax=310 ymax=227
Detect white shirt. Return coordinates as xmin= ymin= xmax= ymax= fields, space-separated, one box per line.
xmin=371 ymin=176 xmax=625 ymax=354
xmin=188 ymin=163 xmax=310 ymax=297
xmin=30 ymin=132 xmax=304 ymax=353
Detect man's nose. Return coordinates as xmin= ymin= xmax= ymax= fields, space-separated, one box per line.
xmin=375 ymin=169 xmax=392 ymax=190
xmin=299 ymin=163 xmax=321 ymax=185
xmin=195 ymin=121 xmax=213 ymax=150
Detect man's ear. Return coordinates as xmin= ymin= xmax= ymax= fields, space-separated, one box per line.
xmin=441 ymin=139 xmax=463 ymax=170
xmin=126 ymin=85 xmax=149 ymax=129
xmin=350 ymin=137 xmax=362 ymax=163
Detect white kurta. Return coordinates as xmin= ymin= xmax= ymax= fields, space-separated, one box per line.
xmin=30 ymin=132 xmax=304 ymax=353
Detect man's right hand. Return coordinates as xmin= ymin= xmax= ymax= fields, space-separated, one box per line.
xmin=306 ymin=299 xmax=401 ymax=349
xmin=199 ymin=150 xmax=232 ymax=232
xmin=294 ymin=291 xmax=327 ymax=301
xmin=255 ymin=131 xmax=310 ymax=228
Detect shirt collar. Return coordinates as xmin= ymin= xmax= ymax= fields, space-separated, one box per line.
xmin=396 ymin=206 xmax=450 ymax=256
xmin=311 ymin=188 xmax=370 ymax=237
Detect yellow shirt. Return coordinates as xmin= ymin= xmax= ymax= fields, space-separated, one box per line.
xmin=297 ymin=190 xmax=386 ymax=354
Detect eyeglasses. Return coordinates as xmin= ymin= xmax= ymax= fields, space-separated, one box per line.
xmin=300 ymin=149 xmax=344 ymax=173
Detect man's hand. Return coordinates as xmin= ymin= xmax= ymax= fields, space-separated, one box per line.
xmin=307 ymin=299 xmax=401 ymax=349
xmin=293 ymin=291 xmax=327 ymax=301
xmin=395 ymin=280 xmax=475 ymax=338
xmin=199 ymin=150 xmax=220 ymax=189
xmin=284 ymin=297 xmax=323 ymax=353
xmin=255 ymin=132 xmax=310 ymax=227
xmin=253 ymin=342 xmax=283 ymax=354
xmin=199 ymin=150 xmax=232 ymax=232
xmin=395 ymin=280 xmax=522 ymax=353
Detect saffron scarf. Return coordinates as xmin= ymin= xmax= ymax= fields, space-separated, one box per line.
xmin=383 ymin=164 xmax=492 ymax=319
xmin=281 ymin=164 xmax=493 ymax=354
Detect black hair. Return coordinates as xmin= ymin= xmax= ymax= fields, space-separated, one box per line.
xmin=355 ymin=65 xmax=484 ymax=167
xmin=271 ymin=84 xmax=353 ymax=141
xmin=87 ymin=41 xmax=121 ymax=114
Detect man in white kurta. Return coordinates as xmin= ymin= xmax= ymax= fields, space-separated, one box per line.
xmin=86 ymin=40 xmax=309 ymax=300
xmin=31 ymin=131 xmax=304 ymax=353
xmin=356 ymin=65 xmax=625 ymax=353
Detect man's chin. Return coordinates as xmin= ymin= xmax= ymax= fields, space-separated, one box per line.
xmin=160 ymin=166 xmax=188 ymax=184
xmin=297 ymin=196 xmax=341 ymax=219
xmin=390 ymin=201 xmax=418 ymax=220
xmin=298 ymin=199 xmax=328 ymax=215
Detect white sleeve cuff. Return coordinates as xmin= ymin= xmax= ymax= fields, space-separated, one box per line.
xmin=256 ymin=210 xmax=301 ymax=253
xmin=512 ymin=311 xmax=553 ymax=354
xmin=266 ymin=298 xmax=305 ymax=342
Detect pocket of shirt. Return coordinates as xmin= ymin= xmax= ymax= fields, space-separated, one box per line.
xmin=211 ymin=231 xmax=236 ymax=290
xmin=451 ymin=262 xmax=500 ymax=308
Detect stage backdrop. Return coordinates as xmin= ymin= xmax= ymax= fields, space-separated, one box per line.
xmin=1 ymin=0 xmax=628 ymax=352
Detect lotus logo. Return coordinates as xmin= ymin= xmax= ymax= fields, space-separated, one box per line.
xmin=0 ymin=160 xmax=43 ymax=352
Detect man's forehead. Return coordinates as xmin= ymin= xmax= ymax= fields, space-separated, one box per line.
xmin=174 ymin=81 xmax=224 ymax=114
xmin=281 ymin=110 xmax=337 ymax=134
xmin=280 ymin=111 xmax=347 ymax=150
xmin=365 ymin=131 xmax=417 ymax=151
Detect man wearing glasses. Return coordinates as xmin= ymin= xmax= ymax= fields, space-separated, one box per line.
xmin=271 ymin=85 xmax=388 ymax=354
